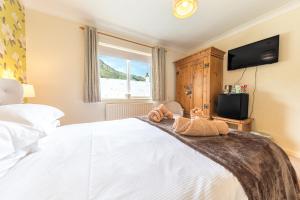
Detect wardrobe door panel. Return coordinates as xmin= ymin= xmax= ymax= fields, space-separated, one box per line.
xmin=176 ymin=64 xmax=192 ymax=115
xmin=209 ymin=56 xmax=224 ymax=115
xmin=202 ymin=56 xmax=210 ymax=116
xmin=176 ymin=66 xmax=182 ymax=104
xmin=192 ymin=61 xmax=204 ymax=111
xmin=182 ymin=64 xmax=192 ymax=115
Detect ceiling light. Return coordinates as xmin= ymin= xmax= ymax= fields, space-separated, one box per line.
xmin=173 ymin=0 xmax=198 ymax=19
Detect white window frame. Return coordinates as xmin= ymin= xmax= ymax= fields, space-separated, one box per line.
xmin=99 ymin=42 xmax=152 ymax=101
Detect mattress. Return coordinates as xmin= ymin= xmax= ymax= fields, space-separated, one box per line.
xmin=0 ymin=118 xmax=247 ymax=200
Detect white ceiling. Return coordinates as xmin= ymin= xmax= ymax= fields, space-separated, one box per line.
xmin=23 ymin=0 xmax=296 ymax=51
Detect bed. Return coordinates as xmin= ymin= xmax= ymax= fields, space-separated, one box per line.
xmin=0 ymin=79 xmax=298 ymax=200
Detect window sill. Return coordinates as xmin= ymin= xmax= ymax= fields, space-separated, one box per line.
xmin=101 ymin=98 xmax=153 ymax=104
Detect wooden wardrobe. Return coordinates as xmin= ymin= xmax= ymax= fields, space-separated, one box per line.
xmin=175 ymin=47 xmax=225 ymax=117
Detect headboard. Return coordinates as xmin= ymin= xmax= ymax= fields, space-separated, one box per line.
xmin=0 ymin=79 xmax=23 ymax=105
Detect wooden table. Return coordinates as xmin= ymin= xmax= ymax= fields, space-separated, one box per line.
xmin=212 ymin=116 xmax=253 ymax=132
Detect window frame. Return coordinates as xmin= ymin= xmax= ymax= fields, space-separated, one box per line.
xmin=98 ymin=43 xmax=152 ymax=101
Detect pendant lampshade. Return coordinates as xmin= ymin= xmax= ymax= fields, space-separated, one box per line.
xmin=173 ymin=0 xmax=198 ymax=19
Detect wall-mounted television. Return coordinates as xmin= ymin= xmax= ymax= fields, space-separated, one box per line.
xmin=228 ymin=35 xmax=279 ymax=71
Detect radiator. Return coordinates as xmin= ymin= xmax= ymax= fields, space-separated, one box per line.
xmin=105 ymin=103 xmax=154 ymax=120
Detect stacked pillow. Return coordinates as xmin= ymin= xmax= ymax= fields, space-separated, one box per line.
xmin=0 ymin=104 xmax=64 ymax=177
xmin=0 ymin=104 xmax=64 ymax=134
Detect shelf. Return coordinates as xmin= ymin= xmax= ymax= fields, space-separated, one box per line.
xmin=212 ymin=116 xmax=254 ymax=132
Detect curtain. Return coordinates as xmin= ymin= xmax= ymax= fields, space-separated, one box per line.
xmin=84 ymin=26 xmax=100 ymax=103
xmin=152 ymin=47 xmax=166 ymax=101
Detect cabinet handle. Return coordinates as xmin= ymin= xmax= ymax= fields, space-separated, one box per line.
xmin=204 ymin=63 xmax=209 ymax=68
xmin=184 ymin=85 xmax=192 ymax=96
xmin=185 ymin=90 xmax=192 ymax=96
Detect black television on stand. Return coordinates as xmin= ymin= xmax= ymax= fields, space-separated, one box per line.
xmin=228 ymin=35 xmax=279 ymax=71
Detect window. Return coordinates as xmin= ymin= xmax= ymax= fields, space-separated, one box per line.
xmin=99 ymin=42 xmax=152 ymax=100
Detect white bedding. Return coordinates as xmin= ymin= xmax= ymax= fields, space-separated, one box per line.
xmin=0 ymin=118 xmax=247 ymax=200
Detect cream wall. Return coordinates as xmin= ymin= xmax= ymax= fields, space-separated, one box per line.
xmin=190 ymin=7 xmax=300 ymax=155
xmin=25 ymin=9 xmax=184 ymax=125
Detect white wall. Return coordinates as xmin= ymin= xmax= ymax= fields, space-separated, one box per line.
xmin=25 ymin=9 xmax=184 ymax=124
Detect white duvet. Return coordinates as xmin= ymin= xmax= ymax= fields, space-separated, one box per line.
xmin=0 ymin=118 xmax=247 ymax=200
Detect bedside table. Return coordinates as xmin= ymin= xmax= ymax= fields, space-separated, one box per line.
xmin=212 ymin=116 xmax=253 ymax=132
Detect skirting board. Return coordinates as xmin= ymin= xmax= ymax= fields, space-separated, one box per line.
xmin=251 ymin=131 xmax=300 ymax=158
xmin=284 ymin=148 xmax=300 ymax=159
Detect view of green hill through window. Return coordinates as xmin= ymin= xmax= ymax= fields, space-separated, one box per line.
xmin=99 ymin=55 xmax=151 ymax=99
xmin=99 ymin=59 xmax=147 ymax=81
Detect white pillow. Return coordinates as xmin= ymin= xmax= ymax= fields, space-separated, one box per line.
xmin=0 ymin=121 xmax=43 ymax=159
xmin=43 ymin=120 xmax=61 ymax=135
xmin=0 ymin=121 xmax=43 ymax=178
xmin=0 ymin=104 xmax=64 ymax=132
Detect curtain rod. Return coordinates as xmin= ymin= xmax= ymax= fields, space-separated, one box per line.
xmin=80 ymin=26 xmax=154 ymax=49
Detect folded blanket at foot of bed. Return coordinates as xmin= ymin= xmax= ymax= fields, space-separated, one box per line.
xmin=173 ymin=117 xmax=229 ymax=136
xmin=137 ymin=116 xmax=300 ymax=200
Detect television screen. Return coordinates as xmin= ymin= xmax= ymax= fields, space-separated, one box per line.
xmin=228 ymin=35 xmax=279 ymax=71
